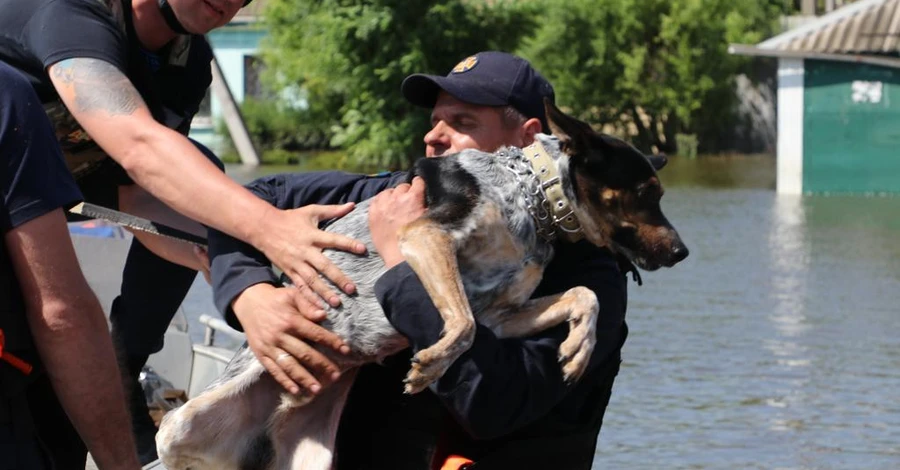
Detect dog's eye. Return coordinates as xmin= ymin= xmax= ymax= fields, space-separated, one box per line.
xmin=618 ymin=221 xmax=637 ymax=232
xmin=600 ymin=188 xmax=619 ymax=203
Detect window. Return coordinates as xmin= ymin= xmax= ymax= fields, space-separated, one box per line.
xmin=244 ymin=55 xmax=270 ymax=101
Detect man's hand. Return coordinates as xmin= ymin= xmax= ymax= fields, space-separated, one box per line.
xmin=232 ymin=283 xmax=350 ymax=395
xmin=369 ymin=177 xmax=427 ymax=268
xmin=255 ymin=203 xmax=367 ymax=308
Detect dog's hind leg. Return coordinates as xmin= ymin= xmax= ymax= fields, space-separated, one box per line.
xmin=156 ymin=353 xmax=283 ymax=470
xmin=480 ymin=286 xmax=599 ymax=383
xmin=269 ymin=368 xmax=358 ymax=470
xmin=397 ymin=218 xmax=476 ymax=394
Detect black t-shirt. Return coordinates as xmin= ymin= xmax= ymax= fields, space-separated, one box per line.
xmin=1 ymin=59 xmax=81 ymax=363
xmin=0 ymin=0 xmax=213 ymax=176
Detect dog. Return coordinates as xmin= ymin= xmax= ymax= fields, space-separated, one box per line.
xmin=155 ymin=99 xmax=688 ymax=470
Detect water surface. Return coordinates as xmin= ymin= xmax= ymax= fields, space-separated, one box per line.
xmin=594 ymin=156 xmax=900 ymax=469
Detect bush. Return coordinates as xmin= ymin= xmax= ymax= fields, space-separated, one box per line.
xmin=262 ymin=0 xmax=537 ymax=170
xmin=675 ymin=133 xmax=699 ymax=159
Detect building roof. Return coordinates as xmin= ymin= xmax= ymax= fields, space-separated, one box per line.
xmin=757 ymin=0 xmax=900 ymax=55
xmin=759 ymin=0 xmax=900 ymax=55
xmin=729 ymin=0 xmax=900 ymax=68
xmin=233 ymin=0 xmax=268 ymax=23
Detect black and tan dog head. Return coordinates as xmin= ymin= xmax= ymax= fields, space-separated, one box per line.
xmin=545 ymin=99 xmax=688 ymax=271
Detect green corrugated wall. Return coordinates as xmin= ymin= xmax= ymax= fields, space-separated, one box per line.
xmin=803 ymin=59 xmax=900 ymax=193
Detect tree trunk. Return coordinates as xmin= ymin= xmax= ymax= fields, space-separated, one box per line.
xmin=629 ymin=106 xmax=654 ymax=153
xmin=662 ymin=115 xmax=679 ymax=155
xmin=648 ymin=113 xmax=661 ymax=151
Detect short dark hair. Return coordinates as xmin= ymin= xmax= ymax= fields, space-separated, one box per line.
xmin=499 ymin=105 xmax=527 ymax=130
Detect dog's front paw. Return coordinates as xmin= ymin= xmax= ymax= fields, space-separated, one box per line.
xmin=559 ymin=323 xmax=594 ymax=384
xmin=403 ymin=351 xmax=452 ymax=394
xmin=558 ymin=287 xmax=599 ymax=384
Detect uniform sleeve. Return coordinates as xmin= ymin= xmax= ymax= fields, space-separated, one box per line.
xmin=1 ymin=63 xmax=82 ymax=231
xmin=208 ymin=171 xmax=407 ymax=329
xmin=23 ymin=0 xmax=127 ymax=72
xmin=375 ymin=242 xmax=627 ymax=439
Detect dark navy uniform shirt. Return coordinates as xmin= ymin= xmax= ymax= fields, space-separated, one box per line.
xmin=208 ymin=171 xmax=630 ymax=469
xmin=1 ymin=60 xmax=82 ymax=370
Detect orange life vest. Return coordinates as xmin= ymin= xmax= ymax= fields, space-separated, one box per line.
xmin=440 ymin=455 xmax=474 ymax=470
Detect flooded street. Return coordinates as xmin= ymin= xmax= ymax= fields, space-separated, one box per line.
xmin=594 ymin=157 xmax=900 ymax=469
xmin=74 ymin=155 xmax=900 ymax=469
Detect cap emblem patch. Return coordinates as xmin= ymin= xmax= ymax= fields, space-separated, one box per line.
xmin=451 ymin=56 xmax=479 ymax=74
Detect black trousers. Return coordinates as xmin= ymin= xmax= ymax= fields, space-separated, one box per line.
xmin=27 ymin=373 xmax=86 ymax=470
xmin=0 ymin=372 xmax=85 ymax=470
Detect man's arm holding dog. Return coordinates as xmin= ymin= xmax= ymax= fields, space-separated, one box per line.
xmin=367 ymin=187 xmax=628 ymax=439
xmin=210 ymin=171 xmax=409 ymax=323
xmin=374 ymin=245 xmax=626 ymax=439
xmin=208 ymin=171 xmax=408 ymax=394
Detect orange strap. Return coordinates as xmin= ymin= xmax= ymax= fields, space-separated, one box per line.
xmin=0 ymin=329 xmax=33 ymax=375
xmin=441 ymin=455 xmax=474 ymax=470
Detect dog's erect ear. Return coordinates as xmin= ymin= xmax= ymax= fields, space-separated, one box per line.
xmin=648 ymin=153 xmax=668 ymax=171
xmin=544 ymin=98 xmax=595 ymax=158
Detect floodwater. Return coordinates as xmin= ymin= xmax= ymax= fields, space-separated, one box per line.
xmin=592 ymin=156 xmax=900 ymax=469
xmin=75 ymin=155 xmax=900 ymax=469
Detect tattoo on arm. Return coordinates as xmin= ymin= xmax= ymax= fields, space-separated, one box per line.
xmin=51 ymin=59 xmax=145 ymax=116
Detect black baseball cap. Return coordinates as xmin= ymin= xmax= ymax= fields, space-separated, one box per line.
xmin=401 ymin=51 xmax=556 ymax=131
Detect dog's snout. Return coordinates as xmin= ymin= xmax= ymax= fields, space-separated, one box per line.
xmin=669 ymin=243 xmax=689 ymax=265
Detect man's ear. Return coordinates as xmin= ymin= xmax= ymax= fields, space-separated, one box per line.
xmin=521 ymin=117 xmax=542 ymax=146
xmin=544 ymin=98 xmax=594 ymax=157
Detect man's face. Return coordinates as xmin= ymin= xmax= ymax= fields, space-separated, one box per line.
xmin=425 ymin=92 xmax=531 ymax=157
xmin=169 ymin=0 xmax=244 ymax=34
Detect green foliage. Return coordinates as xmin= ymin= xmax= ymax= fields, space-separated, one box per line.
xmin=216 ymin=97 xmax=335 ymax=165
xmin=256 ymin=0 xmax=784 ymax=162
xmin=675 ymin=133 xmax=698 ymax=159
xmin=240 ymin=97 xmax=334 ymax=151
xmin=519 ymin=0 xmax=783 ymax=153
xmin=261 ymin=0 xmax=536 ymax=169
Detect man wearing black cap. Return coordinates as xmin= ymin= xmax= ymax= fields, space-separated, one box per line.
xmin=404 ymin=50 xmax=556 ymax=130
xmin=208 ymin=51 xmax=631 ymax=470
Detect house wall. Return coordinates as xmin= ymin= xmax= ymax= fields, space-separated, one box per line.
xmin=189 ymin=26 xmax=267 ymax=152
xmin=206 ymin=27 xmax=267 ymax=109
xmin=803 ymin=59 xmax=900 ymax=194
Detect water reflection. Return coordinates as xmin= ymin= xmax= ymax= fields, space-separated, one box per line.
xmin=768 ymin=194 xmax=811 ymax=337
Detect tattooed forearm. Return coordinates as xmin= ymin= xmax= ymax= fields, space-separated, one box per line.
xmin=51 ymin=59 xmax=145 ymax=116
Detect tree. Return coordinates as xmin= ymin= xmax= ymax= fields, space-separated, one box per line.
xmin=259 ymin=0 xmax=784 ymax=161
xmin=262 ymin=0 xmax=536 ymax=170
xmin=518 ymin=0 xmax=784 ymax=153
